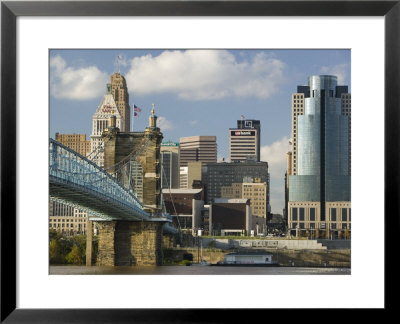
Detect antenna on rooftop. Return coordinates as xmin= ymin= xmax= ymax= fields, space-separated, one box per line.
xmin=117 ymin=56 xmax=121 ymax=74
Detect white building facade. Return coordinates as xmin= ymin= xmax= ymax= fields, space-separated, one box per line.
xmin=89 ymin=84 xmax=123 ymax=168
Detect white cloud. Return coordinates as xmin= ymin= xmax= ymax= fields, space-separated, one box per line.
xmin=125 ymin=50 xmax=286 ymax=100
xmin=50 ymin=55 xmax=108 ymax=100
xmin=114 ymin=54 xmax=129 ymax=71
xmin=157 ymin=116 xmax=175 ymax=131
xmin=320 ymin=63 xmax=349 ymax=85
xmin=260 ymin=136 xmax=291 ymax=214
xmin=261 ymin=136 xmax=290 ymax=179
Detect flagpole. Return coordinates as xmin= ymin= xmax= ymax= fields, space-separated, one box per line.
xmin=131 ymin=104 xmax=133 ymax=132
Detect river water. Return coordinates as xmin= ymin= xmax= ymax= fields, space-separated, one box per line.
xmin=50 ymin=265 xmax=350 ymax=275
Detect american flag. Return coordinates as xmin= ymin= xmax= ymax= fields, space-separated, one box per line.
xmin=134 ymin=104 xmax=142 ymax=112
xmin=134 ymin=112 xmax=138 ymax=117
xmin=241 ymin=115 xmax=245 ymax=120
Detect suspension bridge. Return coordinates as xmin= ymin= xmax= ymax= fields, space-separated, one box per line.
xmin=49 ymin=111 xmax=179 ymax=266
xmin=49 ymin=139 xmax=155 ymax=221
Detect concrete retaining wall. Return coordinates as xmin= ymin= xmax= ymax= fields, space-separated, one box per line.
xmin=163 ymin=248 xmax=351 ymax=268
xmin=317 ymin=239 xmax=351 ymax=250
xmin=202 ymin=238 xmax=327 ymax=250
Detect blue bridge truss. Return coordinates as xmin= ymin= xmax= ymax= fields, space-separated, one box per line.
xmin=49 ymin=139 xmax=173 ymax=226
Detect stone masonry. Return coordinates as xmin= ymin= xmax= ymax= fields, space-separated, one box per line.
xmin=96 ymin=221 xmax=164 ymax=266
xmin=103 ymin=109 xmax=163 ymax=213
xmin=96 ymin=221 xmax=117 ymax=266
xmin=93 ymin=109 xmax=167 ymax=266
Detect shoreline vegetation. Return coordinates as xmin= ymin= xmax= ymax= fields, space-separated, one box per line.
xmin=49 ymin=229 xmax=98 ymax=265
xmin=50 ymin=230 xmax=350 ymax=268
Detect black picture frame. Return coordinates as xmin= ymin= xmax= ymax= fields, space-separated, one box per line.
xmin=1 ymin=0 xmax=398 ymax=322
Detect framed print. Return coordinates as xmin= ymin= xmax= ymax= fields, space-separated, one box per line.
xmin=1 ymin=0 xmax=399 ymax=322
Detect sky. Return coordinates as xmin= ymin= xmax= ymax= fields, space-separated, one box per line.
xmin=49 ymin=49 xmax=351 ymax=214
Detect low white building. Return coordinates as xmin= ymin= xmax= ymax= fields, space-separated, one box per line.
xmin=224 ymin=253 xmax=273 ymax=265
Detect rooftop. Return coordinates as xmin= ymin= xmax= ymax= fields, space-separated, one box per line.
xmin=225 ymin=252 xmax=273 ymax=256
xmin=214 ymin=198 xmax=249 ymax=204
xmin=162 ymin=189 xmax=202 ymax=194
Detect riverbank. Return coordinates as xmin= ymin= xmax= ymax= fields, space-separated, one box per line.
xmin=50 ymin=265 xmax=350 ymax=275
xmin=163 ymin=248 xmax=351 ymax=268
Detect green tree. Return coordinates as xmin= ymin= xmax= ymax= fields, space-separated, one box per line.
xmin=49 ymin=229 xmax=62 ymax=242
xmin=66 ymin=245 xmax=84 ymax=264
xmin=49 ymin=240 xmax=63 ymax=264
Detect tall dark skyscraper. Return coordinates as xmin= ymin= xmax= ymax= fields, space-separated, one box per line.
xmin=288 ymin=75 xmax=351 ymax=238
xmin=229 ymin=119 xmax=261 ymax=162
xmin=110 ymin=72 xmax=130 ymax=132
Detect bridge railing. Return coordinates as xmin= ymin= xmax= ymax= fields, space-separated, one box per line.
xmin=49 ymin=139 xmax=148 ymax=218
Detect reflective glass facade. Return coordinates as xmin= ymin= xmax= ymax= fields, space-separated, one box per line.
xmin=289 ymin=75 xmax=351 ymax=204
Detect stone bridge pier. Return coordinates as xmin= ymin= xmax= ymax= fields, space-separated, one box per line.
xmin=93 ymin=220 xmax=165 ymax=266
xmin=86 ymin=107 xmax=170 ymax=266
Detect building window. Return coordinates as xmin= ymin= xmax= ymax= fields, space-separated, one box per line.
xmin=331 ymin=208 xmax=337 ymax=221
xmin=342 ymin=209 xmax=347 ymax=221
xmin=300 ymin=208 xmax=304 ymax=221
xmin=310 ymin=208 xmax=315 ymax=221
xmin=292 ymin=208 xmax=298 ymax=221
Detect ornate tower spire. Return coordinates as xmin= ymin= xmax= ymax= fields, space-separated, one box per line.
xmin=149 ymin=104 xmax=157 ymax=128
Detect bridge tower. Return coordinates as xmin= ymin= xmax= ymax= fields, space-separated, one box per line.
xmin=93 ymin=107 xmax=166 ymax=266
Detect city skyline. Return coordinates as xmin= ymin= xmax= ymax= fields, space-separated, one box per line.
xmin=50 ymin=49 xmax=351 ymax=213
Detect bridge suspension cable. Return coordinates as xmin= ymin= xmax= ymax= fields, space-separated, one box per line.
xmin=85 ymin=132 xmax=113 ymax=161
xmin=49 ymin=139 xmax=150 ymax=220
xmin=51 ymin=136 xmax=152 ymax=180
xmin=161 ymin=164 xmax=182 ymax=233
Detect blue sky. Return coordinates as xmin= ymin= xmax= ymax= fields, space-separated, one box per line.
xmin=49 ymin=49 xmax=351 ymax=214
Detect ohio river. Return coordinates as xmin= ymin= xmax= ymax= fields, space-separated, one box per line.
xmin=50 ymin=265 xmax=350 ymax=275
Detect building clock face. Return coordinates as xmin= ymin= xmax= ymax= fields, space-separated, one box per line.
xmin=101 ymin=105 xmax=112 ymax=113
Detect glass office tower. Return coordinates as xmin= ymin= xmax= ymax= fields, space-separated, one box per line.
xmin=289 ymin=75 xmax=351 ymax=228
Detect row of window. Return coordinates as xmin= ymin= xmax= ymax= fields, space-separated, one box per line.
xmin=50 ymin=218 xmax=86 ymax=222
xmin=291 ymin=207 xmax=351 ymax=222
xmin=330 ymin=208 xmax=351 ymax=221
xmin=292 ymin=223 xmax=350 ymax=229
xmin=50 ymin=223 xmax=86 ymax=228
xmin=292 ymin=207 xmax=315 ymax=221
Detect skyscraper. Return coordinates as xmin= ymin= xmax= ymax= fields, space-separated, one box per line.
xmin=290 ymin=89 xmax=306 ymax=175
xmin=110 ymin=72 xmax=130 ymax=132
xmin=89 ymin=83 xmax=122 ymax=168
xmin=179 ymin=136 xmax=217 ymax=167
xmin=229 ymin=119 xmax=261 ymax=162
xmin=206 ymin=161 xmax=269 ymax=205
xmin=288 ymin=75 xmax=351 ymax=238
xmin=160 ymin=141 xmax=180 ymax=189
